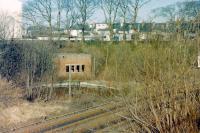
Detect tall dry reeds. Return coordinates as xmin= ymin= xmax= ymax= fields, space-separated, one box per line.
xmin=0 ymin=78 xmax=22 ymax=108
xmin=82 ymin=41 xmax=200 ymax=132
xmin=107 ymin=42 xmax=200 ymax=132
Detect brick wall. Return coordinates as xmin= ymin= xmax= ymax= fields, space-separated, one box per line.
xmin=55 ymin=53 xmax=92 ymax=80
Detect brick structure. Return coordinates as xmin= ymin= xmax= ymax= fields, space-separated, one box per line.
xmin=55 ymin=53 xmax=92 ymax=80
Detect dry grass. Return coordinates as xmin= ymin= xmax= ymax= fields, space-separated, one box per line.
xmin=0 ymin=78 xmax=23 ymax=108
xmin=1 ymin=40 xmax=199 ymax=131
xmin=107 ymin=42 xmax=200 ymax=132
xmin=0 ymin=78 xmax=71 ymax=128
xmin=0 ymin=102 xmax=69 ymax=128
xmin=72 ymin=41 xmax=200 ymax=132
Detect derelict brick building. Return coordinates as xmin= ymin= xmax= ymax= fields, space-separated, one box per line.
xmin=55 ymin=53 xmax=92 ymax=80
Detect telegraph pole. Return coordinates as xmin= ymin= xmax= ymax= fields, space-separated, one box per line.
xmin=68 ymin=65 xmax=72 ymax=96
xmin=93 ymin=56 xmax=96 ymax=79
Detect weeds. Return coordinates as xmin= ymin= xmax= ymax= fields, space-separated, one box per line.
xmin=77 ymin=41 xmax=200 ymax=132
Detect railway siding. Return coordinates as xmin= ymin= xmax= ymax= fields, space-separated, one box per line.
xmin=10 ymin=103 xmax=121 ymax=133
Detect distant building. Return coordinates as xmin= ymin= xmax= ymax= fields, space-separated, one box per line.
xmin=96 ymin=30 xmax=110 ymax=41
xmin=95 ymin=23 xmax=109 ymax=31
xmin=64 ymin=29 xmax=82 ymax=38
xmin=55 ymin=53 xmax=92 ymax=80
xmin=24 ymin=22 xmax=198 ymax=42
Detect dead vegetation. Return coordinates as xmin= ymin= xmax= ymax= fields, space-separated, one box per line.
xmin=0 ymin=78 xmax=71 ymax=129
xmin=0 ymin=78 xmax=23 ymax=108
xmin=98 ymin=41 xmax=200 ymax=132
xmin=56 ymin=40 xmax=200 ymax=132
xmin=0 ymin=40 xmax=200 ymax=132
xmin=0 ymin=101 xmax=70 ymax=128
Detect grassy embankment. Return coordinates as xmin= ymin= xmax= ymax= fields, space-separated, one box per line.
xmin=62 ymin=40 xmax=200 ymax=132
xmin=0 ymin=40 xmax=199 ymax=131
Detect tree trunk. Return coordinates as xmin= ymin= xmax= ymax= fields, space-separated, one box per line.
xmin=123 ymin=18 xmax=126 ymax=43
xmin=82 ymin=28 xmax=85 ymax=43
xmin=49 ymin=73 xmax=54 ymax=100
xmin=57 ymin=10 xmax=62 ymax=46
xmin=109 ymin=23 xmax=113 ymax=43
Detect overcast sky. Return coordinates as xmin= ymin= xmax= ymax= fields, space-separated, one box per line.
xmin=0 ymin=0 xmax=22 ymax=13
xmin=0 ymin=0 xmax=186 ymax=22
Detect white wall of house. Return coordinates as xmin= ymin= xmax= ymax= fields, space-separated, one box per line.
xmin=96 ymin=30 xmax=110 ymax=41
xmin=70 ymin=30 xmax=82 ymax=37
xmin=126 ymin=34 xmax=132 ymax=41
xmin=95 ymin=23 xmax=109 ymax=31
xmin=37 ymin=37 xmax=50 ymax=40
xmin=139 ymin=33 xmax=148 ymax=41
xmin=70 ymin=30 xmax=78 ymax=37
xmin=129 ymin=29 xmax=137 ymax=34
xmin=64 ymin=30 xmax=82 ymax=37
xmin=103 ymin=34 xmax=110 ymax=41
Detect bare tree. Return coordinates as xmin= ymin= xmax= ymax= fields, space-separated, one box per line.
xmin=0 ymin=12 xmax=15 ymax=41
xmin=126 ymin=0 xmax=151 ymax=43
xmin=75 ymin=0 xmax=96 ymax=42
xmin=152 ymin=1 xmax=200 ymax=41
xmin=131 ymin=0 xmax=151 ymax=23
xmin=177 ymin=1 xmax=200 ymax=21
xmin=100 ymin=0 xmax=120 ymax=42
xmin=23 ymin=0 xmax=54 ymax=41
xmin=151 ymin=4 xmax=177 ymax=35
xmin=55 ymin=0 xmax=63 ymax=41
xmin=119 ymin=0 xmax=131 ymax=41
xmin=177 ymin=1 xmax=200 ymax=37
xmin=62 ymin=0 xmax=79 ymax=41
xmin=152 ymin=5 xmax=177 ymax=23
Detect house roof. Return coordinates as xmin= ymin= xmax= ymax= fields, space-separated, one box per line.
xmin=69 ymin=24 xmax=92 ymax=31
xmin=97 ymin=29 xmax=110 ymax=31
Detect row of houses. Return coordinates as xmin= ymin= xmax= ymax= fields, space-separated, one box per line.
xmin=23 ymin=22 xmax=199 ymax=41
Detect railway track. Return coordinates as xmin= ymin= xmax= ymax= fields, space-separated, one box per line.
xmin=49 ymin=109 xmax=127 ymax=133
xmin=5 ymin=101 xmax=125 ymax=133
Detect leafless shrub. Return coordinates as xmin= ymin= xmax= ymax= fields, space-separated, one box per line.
xmin=0 ymin=11 xmax=15 ymax=41
xmin=80 ymin=41 xmax=200 ymax=132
